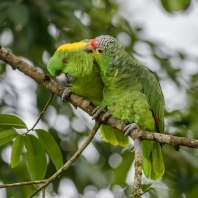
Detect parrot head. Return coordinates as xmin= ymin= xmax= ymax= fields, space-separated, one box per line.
xmin=47 ymin=41 xmax=104 ymax=105
xmin=47 ymin=41 xmax=96 ymax=87
xmin=83 ymin=35 xmax=125 ymax=73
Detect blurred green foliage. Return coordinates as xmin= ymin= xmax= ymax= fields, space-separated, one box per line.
xmin=161 ymin=0 xmax=191 ymax=13
xmin=0 ymin=0 xmax=198 ymax=197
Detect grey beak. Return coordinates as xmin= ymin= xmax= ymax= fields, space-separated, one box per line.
xmin=56 ymin=72 xmax=74 ymax=87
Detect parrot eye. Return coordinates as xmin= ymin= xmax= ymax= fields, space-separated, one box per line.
xmin=97 ymin=49 xmax=103 ymax=54
xmin=55 ymin=70 xmax=62 ymax=76
xmin=63 ymin=59 xmax=68 ymax=66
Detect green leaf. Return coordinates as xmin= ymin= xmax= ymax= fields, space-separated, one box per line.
xmin=35 ymin=129 xmax=63 ymax=170
xmin=25 ymin=135 xmax=47 ymax=180
xmin=0 ymin=128 xmax=18 ymax=146
xmin=11 ymin=136 xmax=24 ymax=168
xmin=0 ymin=114 xmax=27 ymax=129
xmin=141 ymin=183 xmax=152 ymax=193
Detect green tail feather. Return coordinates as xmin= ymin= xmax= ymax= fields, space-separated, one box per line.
xmin=142 ymin=140 xmax=164 ymax=180
xmin=100 ymin=125 xmax=130 ymax=147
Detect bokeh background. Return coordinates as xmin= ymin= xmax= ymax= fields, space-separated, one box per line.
xmin=0 ymin=0 xmax=198 ymax=197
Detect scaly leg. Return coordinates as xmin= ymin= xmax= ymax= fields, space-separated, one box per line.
xmin=124 ymin=123 xmax=140 ymax=136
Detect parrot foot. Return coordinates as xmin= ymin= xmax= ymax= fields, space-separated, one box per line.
xmin=124 ymin=123 xmax=140 ymax=137
xmin=92 ymin=106 xmax=103 ymax=120
xmin=102 ymin=112 xmax=111 ymax=122
xmin=92 ymin=106 xmax=111 ymax=122
xmin=62 ymin=88 xmax=72 ymax=102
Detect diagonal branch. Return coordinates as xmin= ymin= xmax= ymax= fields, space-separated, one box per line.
xmin=0 ymin=45 xmax=198 ymax=150
xmin=28 ymin=121 xmax=101 ymax=198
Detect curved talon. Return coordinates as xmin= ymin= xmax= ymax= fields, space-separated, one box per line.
xmin=102 ymin=112 xmax=111 ymax=122
xmin=62 ymin=88 xmax=72 ymax=102
xmin=92 ymin=106 xmax=103 ymax=120
xmin=92 ymin=106 xmax=103 ymax=115
xmin=124 ymin=123 xmax=140 ymax=137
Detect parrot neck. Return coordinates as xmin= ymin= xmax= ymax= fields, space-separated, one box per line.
xmin=100 ymin=52 xmax=140 ymax=93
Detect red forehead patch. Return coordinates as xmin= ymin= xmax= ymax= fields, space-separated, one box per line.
xmin=91 ymin=38 xmax=97 ymax=50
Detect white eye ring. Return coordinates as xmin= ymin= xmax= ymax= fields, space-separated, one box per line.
xmin=97 ymin=49 xmax=103 ymax=54
xmin=63 ymin=59 xmax=68 ymax=66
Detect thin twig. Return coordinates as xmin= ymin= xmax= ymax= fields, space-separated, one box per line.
xmin=42 ymin=188 xmax=45 ymax=198
xmin=140 ymin=188 xmax=151 ymax=196
xmin=131 ymin=139 xmax=142 ymax=198
xmin=28 ymin=121 xmax=101 ymax=198
xmin=0 ymin=180 xmax=46 ymax=188
xmin=27 ymin=93 xmax=54 ymax=133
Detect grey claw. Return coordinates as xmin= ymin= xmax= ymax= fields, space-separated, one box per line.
xmin=102 ymin=112 xmax=111 ymax=122
xmin=92 ymin=106 xmax=102 ymax=115
xmin=92 ymin=106 xmax=103 ymax=120
xmin=62 ymin=88 xmax=72 ymax=102
xmin=124 ymin=123 xmax=140 ymax=136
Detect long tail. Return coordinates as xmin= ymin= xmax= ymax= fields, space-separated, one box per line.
xmin=100 ymin=125 xmax=130 ymax=147
xmin=142 ymin=140 xmax=164 ymax=180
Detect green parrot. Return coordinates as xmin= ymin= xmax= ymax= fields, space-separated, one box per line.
xmin=83 ymin=35 xmax=165 ymax=180
xmin=47 ymin=41 xmax=130 ymax=147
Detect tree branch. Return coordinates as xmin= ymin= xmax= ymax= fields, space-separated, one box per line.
xmin=128 ymin=129 xmax=198 ymax=151
xmin=0 ymin=45 xmax=198 ymax=150
xmin=28 ymin=121 xmax=101 ymax=198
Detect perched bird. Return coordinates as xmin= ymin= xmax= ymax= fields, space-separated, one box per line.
xmin=47 ymin=41 xmax=130 ymax=147
xmin=83 ymin=35 xmax=165 ymax=180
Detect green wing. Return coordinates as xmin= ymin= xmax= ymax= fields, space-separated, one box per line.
xmin=135 ymin=61 xmax=165 ymax=180
xmin=136 ymin=62 xmax=165 ymax=133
